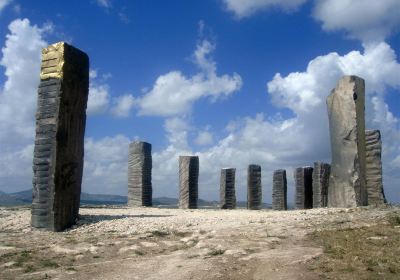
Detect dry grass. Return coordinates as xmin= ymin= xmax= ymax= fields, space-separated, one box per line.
xmin=307 ymin=214 xmax=400 ymax=279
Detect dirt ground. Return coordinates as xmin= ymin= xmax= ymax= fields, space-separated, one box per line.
xmin=0 ymin=206 xmax=399 ymax=280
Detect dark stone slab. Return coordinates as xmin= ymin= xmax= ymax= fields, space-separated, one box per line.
xmin=31 ymin=42 xmax=89 ymax=232
xmin=128 ymin=141 xmax=152 ymax=207
xmin=247 ymin=164 xmax=262 ymax=210
xmin=295 ymin=167 xmax=313 ymax=209
xmin=312 ymin=162 xmax=331 ymax=208
xmin=179 ymin=156 xmax=199 ymax=209
xmin=220 ymin=168 xmax=236 ymax=209
xmin=272 ymin=169 xmax=287 ymax=210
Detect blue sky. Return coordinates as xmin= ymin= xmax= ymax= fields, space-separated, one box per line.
xmin=0 ymin=0 xmax=399 ymax=203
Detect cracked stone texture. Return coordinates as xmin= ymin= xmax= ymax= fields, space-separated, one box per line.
xmin=312 ymin=162 xmax=331 ymax=208
xmin=128 ymin=141 xmax=152 ymax=207
xmin=220 ymin=168 xmax=236 ymax=209
xmin=31 ymin=42 xmax=89 ymax=231
xmin=272 ymin=169 xmax=287 ymax=210
xmin=365 ymin=130 xmax=386 ymax=205
xmin=295 ymin=167 xmax=314 ymax=209
xmin=247 ymin=165 xmax=262 ymax=210
xmin=179 ymin=156 xmax=199 ymax=209
xmin=327 ymin=75 xmax=368 ymax=208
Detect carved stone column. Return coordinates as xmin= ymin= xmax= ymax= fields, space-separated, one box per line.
xmin=272 ymin=169 xmax=287 ymax=210
xmin=179 ymin=156 xmax=199 ymax=209
xmin=247 ymin=164 xmax=262 ymax=210
xmin=220 ymin=168 xmax=236 ymax=209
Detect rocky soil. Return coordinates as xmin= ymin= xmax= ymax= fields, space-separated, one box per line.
xmin=0 ymin=206 xmax=399 ymax=279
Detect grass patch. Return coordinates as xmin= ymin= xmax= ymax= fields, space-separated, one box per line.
xmin=23 ymin=264 xmax=35 ymax=273
xmin=134 ymin=250 xmax=145 ymax=256
xmin=307 ymin=214 xmax=400 ymax=279
xmin=206 ymin=249 xmax=225 ymax=256
xmin=14 ymin=250 xmax=32 ymax=268
xmin=151 ymin=230 xmax=169 ymax=237
xmin=40 ymin=259 xmax=59 ymax=268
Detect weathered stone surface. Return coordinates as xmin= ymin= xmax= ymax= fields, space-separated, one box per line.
xmin=179 ymin=156 xmax=199 ymax=209
xmin=327 ymin=75 xmax=368 ymax=208
xmin=272 ymin=169 xmax=287 ymax=210
xmin=220 ymin=168 xmax=236 ymax=209
xmin=295 ymin=167 xmax=313 ymax=209
xmin=247 ymin=165 xmax=262 ymax=210
xmin=312 ymin=162 xmax=331 ymax=208
xmin=31 ymin=42 xmax=89 ymax=231
xmin=128 ymin=141 xmax=152 ymax=207
xmin=365 ymin=130 xmax=386 ymax=205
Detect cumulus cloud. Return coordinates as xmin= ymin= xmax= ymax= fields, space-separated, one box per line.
xmin=137 ymin=39 xmax=242 ymax=116
xmin=313 ymin=0 xmax=400 ymax=42
xmin=221 ymin=0 xmax=308 ymax=18
xmin=96 ymin=0 xmax=112 ymax=9
xmin=194 ymin=130 xmax=214 ymax=146
xmin=87 ymin=83 xmax=110 ymax=115
xmin=0 ymin=18 xmax=51 ymax=192
xmin=110 ymin=94 xmax=135 ymax=117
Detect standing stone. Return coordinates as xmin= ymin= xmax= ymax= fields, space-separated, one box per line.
xmin=247 ymin=165 xmax=262 ymax=210
xmin=295 ymin=167 xmax=313 ymax=209
xmin=365 ymin=130 xmax=386 ymax=205
xmin=272 ymin=169 xmax=287 ymax=210
xmin=327 ymin=76 xmax=367 ymax=207
xmin=179 ymin=156 xmax=199 ymax=209
xmin=31 ymin=42 xmax=89 ymax=231
xmin=312 ymin=162 xmax=331 ymax=208
xmin=128 ymin=141 xmax=152 ymax=207
xmin=220 ymin=168 xmax=236 ymax=209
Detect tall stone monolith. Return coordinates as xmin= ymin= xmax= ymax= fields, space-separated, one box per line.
xmin=272 ymin=169 xmax=287 ymax=210
xmin=295 ymin=167 xmax=313 ymax=209
xmin=247 ymin=165 xmax=262 ymax=210
xmin=220 ymin=168 xmax=236 ymax=209
xmin=128 ymin=141 xmax=152 ymax=207
xmin=365 ymin=130 xmax=386 ymax=205
xmin=31 ymin=42 xmax=89 ymax=231
xmin=312 ymin=162 xmax=331 ymax=208
xmin=179 ymin=156 xmax=199 ymax=209
xmin=327 ymin=76 xmax=367 ymax=207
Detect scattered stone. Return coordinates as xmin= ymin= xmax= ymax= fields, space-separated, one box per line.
xmin=365 ymin=130 xmax=386 ymax=205
xmin=247 ymin=165 xmax=262 ymax=210
xmin=295 ymin=167 xmax=313 ymax=209
xmin=312 ymin=162 xmax=331 ymax=208
xmin=220 ymin=168 xmax=236 ymax=209
xmin=31 ymin=42 xmax=89 ymax=231
xmin=327 ymin=75 xmax=368 ymax=207
xmin=179 ymin=156 xmax=199 ymax=209
xmin=272 ymin=169 xmax=287 ymax=210
xmin=128 ymin=141 xmax=152 ymax=207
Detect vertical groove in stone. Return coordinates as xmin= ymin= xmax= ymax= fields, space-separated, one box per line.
xmin=312 ymin=162 xmax=331 ymax=208
xmin=128 ymin=141 xmax=152 ymax=207
xmin=31 ymin=42 xmax=89 ymax=231
xmin=247 ymin=165 xmax=262 ymax=210
xmin=272 ymin=169 xmax=287 ymax=210
xmin=365 ymin=130 xmax=386 ymax=205
xmin=220 ymin=168 xmax=236 ymax=209
xmin=327 ymin=75 xmax=367 ymax=207
xmin=295 ymin=167 xmax=314 ymax=209
xmin=179 ymin=156 xmax=199 ymax=209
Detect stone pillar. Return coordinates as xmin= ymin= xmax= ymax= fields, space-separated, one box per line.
xmin=365 ymin=130 xmax=386 ymax=205
xmin=295 ymin=167 xmax=313 ymax=209
xmin=272 ymin=169 xmax=287 ymax=210
xmin=31 ymin=42 xmax=89 ymax=231
xmin=247 ymin=165 xmax=262 ymax=210
xmin=128 ymin=141 xmax=152 ymax=207
xmin=312 ymin=162 xmax=331 ymax=208
xmin=179 ymin=156 xmax=199 ymax=209
xmin=220 ymin=168 xmax=236 ymax=209
xmin=327 ymin=76 xmax=367 ymax=207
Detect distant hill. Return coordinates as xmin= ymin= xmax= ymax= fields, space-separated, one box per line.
xmin=0 ymin=189 xmax=272 ymax=208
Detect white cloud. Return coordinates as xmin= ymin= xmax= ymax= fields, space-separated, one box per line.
xmin=110 ymin=94 xmax=135 ymax=117
xmin=96 ymin=0 xmax=111 ymax=9
xmin=221 ymin=0 xmax=308 ymax=18
xmin=313 ymin=0 xmax=400 ymax=42
xmin=0 ymin=0 xmax=12 ymax=13
xmin=0 ymin=18 xmax=50 ymax=192
xmin=87 ymin=83 xmax=110 ymax=115
xmin=194 ymin=130 xmax=214 ymax=146
xmin=137 ymin=39 xmax=242 ymax=116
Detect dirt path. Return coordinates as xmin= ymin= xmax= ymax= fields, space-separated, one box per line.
xmin=0 ymin=206 xmax=395 ymax=279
